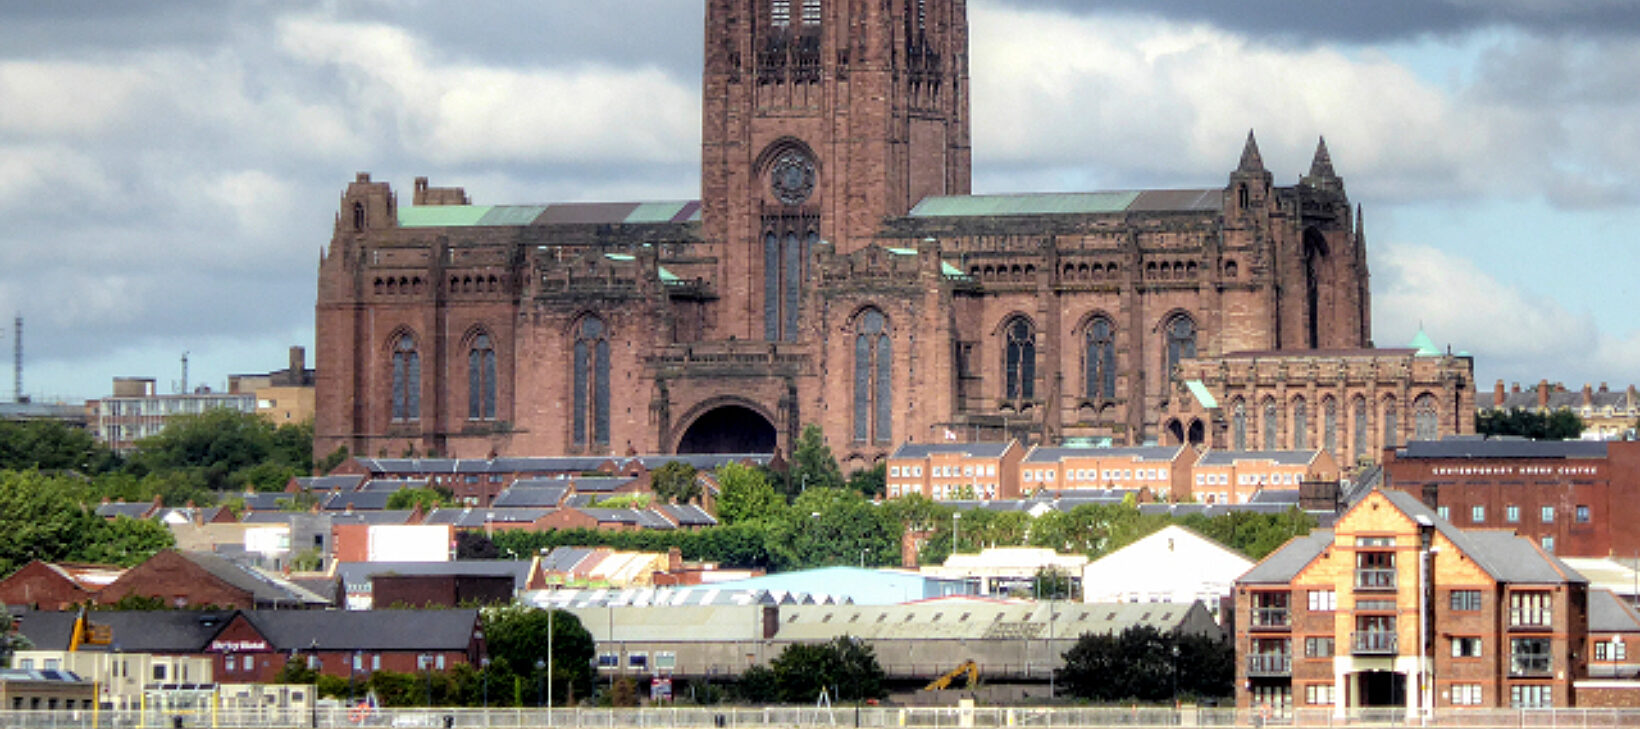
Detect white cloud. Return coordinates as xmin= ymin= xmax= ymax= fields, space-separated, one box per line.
xmin=1372 ymin=241 xmax=1640 ymax=387
xmin=275 ymin=15 xmax=699 ymax=167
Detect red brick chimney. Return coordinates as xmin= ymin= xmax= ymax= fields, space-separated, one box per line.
xmin=1494 ymin=380 xmax=1506 ymax=408
xmin=1582 ymin=384 xmax=1594 ymax=408
xmin=1511 ymin=382 xmax=1521 ymax=394
xmin=1538 ymin=380 xmax=1550 ymax=410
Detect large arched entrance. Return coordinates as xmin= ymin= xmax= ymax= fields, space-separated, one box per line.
xmin=676 ymin=404 xmax=778 ymax=454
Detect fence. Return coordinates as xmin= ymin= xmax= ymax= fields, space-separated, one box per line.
xmin=3 ymin=706 xmax=1640 ymax=729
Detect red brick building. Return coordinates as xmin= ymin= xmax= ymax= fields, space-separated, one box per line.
xmin=316 ymin=1 xmax=1377 ymax=467
xmin=1381 ymin=439 xmax=1640 ymax=558
xmin=0 ymin=562 xmax=123 ymax=611
xmin=1236 ymin=488 xmax=1638 ymax=714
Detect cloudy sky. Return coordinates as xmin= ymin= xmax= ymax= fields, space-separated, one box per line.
xmin=2 ymin=0 xmax=1637 ymax=403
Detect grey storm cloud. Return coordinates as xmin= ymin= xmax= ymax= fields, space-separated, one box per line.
xmin=1006 ymin=0 xmax=1640 ymax=44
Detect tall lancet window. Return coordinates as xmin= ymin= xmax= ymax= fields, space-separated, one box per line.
xmin=853 ymin=309 xmax=892 ymax=444
xmin=802 ymin=0 xmax=822 ymax=25
xmin=1084 ymin=317 xmax=1116 ymax=401
xmin=391 ymin=334 xmax=420 ymax=422
xmin=1004 ymin=317 xmax=1036 ymax=401
xmin=573 ymin=316 xmax=611 ymax=447
xmin=468 ymin=333 xmax=496 ymax=421
xmin=1165 ymin=315 xmax=1197 ymax=376
xmin=772 ymin=0 xmax=791 ymax=26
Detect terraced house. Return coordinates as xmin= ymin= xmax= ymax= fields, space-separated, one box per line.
xmin=1236 ymin=488 xmax=1640 ymax=715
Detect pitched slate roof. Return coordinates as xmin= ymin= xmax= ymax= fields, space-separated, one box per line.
xmin=1238 ymin=530 xmax=1333 ymax=584
xmin=491 ymin=485 xmax=570 ymax=508
xmin=1197 ymin=450 xmax=1319 ymax=466
xmin=890 ymin=441 xmax=1014 ymax=459
xmin=1023 ymin=446 xmax=1181 ymax=463
xmin=15 ymin=609 xmax=236 ymax=652
xmin=1588 ymin=589 xmax=1640 ymax=633
xmin=657 ymin=504 xmax=717 ymax=527
xmin=619 ymin=454 xmax=773 ymax=470
xmin=350 ymin=456 xmax=611 ymax=475
xmin=291 ymin=475 xmax=366 ymax=492
xmin=1377 ymin=489 xmax=1586 ymax=584
xmin=359 ymin=478 xmax=429 ymax=492
xmin=421 ymin=508 xmax=552 ymax=527
xmin=321 ymin=491 xmax=394 ymax=511
xmin=95 ymin=503 xmax=153 ymax=519
xmin=177 ymin=551 xmax=334 ymax=607
xmin=1398 ymin=438 xmax=1606 ymax=460
xmin=244 ymin=609 xmax=480 ymax=651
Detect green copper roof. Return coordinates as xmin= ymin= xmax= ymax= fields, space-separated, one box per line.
xmin=911 ymin=192 xmax=1142 ymax=217
xmin=398 ymin=205 xmax=493 ymax=227
xmin=1409 ymin=329 xmax=1441 ymax=356
xmin=1185 ymin=380 xmax=1219 ymax=409
xmin=397 ymin=201 xmax=701 ymax=228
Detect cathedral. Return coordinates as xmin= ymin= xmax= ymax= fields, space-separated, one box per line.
xmin=315 ymin=0 xmax=1471 ymax=471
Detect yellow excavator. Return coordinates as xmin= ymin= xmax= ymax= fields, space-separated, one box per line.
xmin=924 ymin=660 xmax=979 ymax=691
xmin=67 ymin=606 xmax=113 ymax=651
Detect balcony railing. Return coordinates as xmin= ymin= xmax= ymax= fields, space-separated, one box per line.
xmin=1351 ymin=631 xmax=1399 ymax=655
xmin=1510 ymin=654 xmax=1552 ymax=677
xmin=1355 ymin=568 xmax=1397 ymax=591
xmin=1246 ymin=654 xmax=1293 ymax=677
xmin=1250 ymin=608 xmax=1291 ymax=630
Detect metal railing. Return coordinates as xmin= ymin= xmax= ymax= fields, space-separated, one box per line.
xmin=1245 ymin=653 xmax=1292 ymax=677
xmin=1353 ymin=568 xmax=1396 ymax=590
xmin=1350 ymin=630 xmax=1398 ymax=655
xmin=8 ymin=705 xmax=1640 ymax=729
xmin=1249 ymin=608 xmax=1290 ymax=630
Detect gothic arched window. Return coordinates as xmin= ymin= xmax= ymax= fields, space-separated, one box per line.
xmin=1263 ymin=399 xmax=1279 ymax=451
xmin=1353 ymin=397 xmax=1369 ymax=461
xmin=468 ymin=333 xmax=496 ymax=421
xmin=1084 ymin=317 xmax=1116 ymax=401
xmin=1323 ymin=397 xmax=1338 ymax=455
xmin=1383 ymin=398 xmax=1399 ymax=448
xmin=1292 ymin=398 xmax=1309 ymax=451
xmin=1004 ymin=317 xmax=1036 ymax=401
xmin=853 ymin=309 xmax=892 ymax=444
xmin=1414 ymin=394 xmax=1439 ymax=441
xmin=573 ymin=316 xmax=611 ymax=447
xmin=1232 ymin=399 xmax=1247 ymax=451
xmin=391 ymin=333 xmax=419 ymax=422
xmin=1165 ymin=314 xmax=1197 ymax=376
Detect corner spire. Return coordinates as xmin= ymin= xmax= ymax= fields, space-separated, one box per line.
xmin=1237 ymin=130 xmax=1265 ymax=172
xmin=1309 ymin=136 xmax=1337 ymax=179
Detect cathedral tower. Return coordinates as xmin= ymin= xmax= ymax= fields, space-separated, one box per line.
xmin=701 ymin=0 xmax=972 ymax=341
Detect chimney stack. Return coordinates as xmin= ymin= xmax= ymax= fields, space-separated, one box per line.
xmin=1494 ymin=380 xmax=1506 ymax=408
xmin=1538 ymin=380 xmax=1550 ymax=410
xmin=1583 ymin=384 xmax=1594 ymax=408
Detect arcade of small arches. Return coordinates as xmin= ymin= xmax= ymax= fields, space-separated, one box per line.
xmin=1161 ymin=392 xmax=1445 ymax=453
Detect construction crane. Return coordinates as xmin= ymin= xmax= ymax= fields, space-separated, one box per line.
xmin=67 ymin=606 xmax=113 ymax=651
xmin=923 ymin=660 xmax=979 ymax=691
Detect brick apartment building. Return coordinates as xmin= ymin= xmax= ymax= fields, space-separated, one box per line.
xmin=314 ymin=0 xmax=1406 ymax=468
xmin=1017 ymin=445 xmax=1191 ymax=500
xmin=1236 ymin=488 xmax=1640 ymax=714
xmin=885 ymin=441 xmax=1024 ymax=500
xmin=1381 ymin=438 xmax=1640 ymax=558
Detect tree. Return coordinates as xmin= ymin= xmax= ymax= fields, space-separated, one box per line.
xmin=0 ymin=471 xmax=102 ymax=576
xmin=1031 ymin=566 xmax=1075 ymax=601
xmin=455 ymin=531 xmax=499 ymax=560
xmin=1057 ymin=625 xmax=1232 ymax=703
xmin=715 ymin=462 xmax=785 ymax=524
xmin=74 ymin=516 xmax=176 ymax=567
xmin=0 ymin=420 xmax=115 ymax=473
xmin=650 ymin=461 xmax=701 ymax=504
xmin=385 ymin=486 xmax=453 ymax=511
xmin=845 ymin=462 xmax=885 ymax=498
xmin=768 ymin=636 xmax=886 ymax=703
xmin=482 ymin=605 xmax=595 ymax=705
xmin=736 ymin=665 xmax=779 ymax=703
xmin=788 ymin=424 xmax=843 ymax=497
xmin=1477 ymin=407 xmax=1585 ymax=440
xmin=769 ymin=488 xmax=897 ymax=570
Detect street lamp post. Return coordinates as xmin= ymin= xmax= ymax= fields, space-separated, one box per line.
xmin=547 ymin=607 xmax=555 ymax=718
xmin=480 ymin=657 xmax=491 ymax=708
xmin=535 ymin=658 xmax=546 ymax=707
